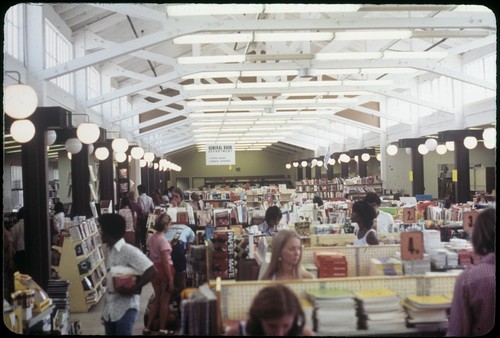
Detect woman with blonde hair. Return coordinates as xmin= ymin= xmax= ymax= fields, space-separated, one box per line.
xmin=260 ymin=229 xmax=314 ymax=280
xmin=144 ymin=213 xmax=175 ymax=335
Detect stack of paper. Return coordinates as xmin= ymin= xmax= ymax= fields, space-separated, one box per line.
xmin=355 ymin=288 xmax=407 ymax=332
xmin=402 ymin=295 xmax=451 ymax=330
xmin=369 ymin=257 xmax=403 ymax=276
xmin=314 ymin=252 xmax=348 ymax=278
xmin=305 ymin=289 xmax=357 ymax=332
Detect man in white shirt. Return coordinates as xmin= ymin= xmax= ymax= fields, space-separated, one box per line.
xmin=363 ymin=192 xmax=395 ymax=234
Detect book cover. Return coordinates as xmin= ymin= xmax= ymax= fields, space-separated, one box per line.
xmin=113 ymin=274 xmax=137 ymax=290
xmin=214 ymin=209 xmax=230 ymax=227
xmin=196 ymin=210 xmax=213 ymax=227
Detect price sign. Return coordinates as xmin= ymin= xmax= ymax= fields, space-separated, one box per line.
xmin=463 ymin=211 xmax=478 ymax=233
xmin=400 ymin=231 xmax=424 ymax=260
xmin=403 ymin=207 xmax=416 ymax=223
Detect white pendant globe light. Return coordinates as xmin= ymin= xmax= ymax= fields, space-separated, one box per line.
xmin=328 ymin=158 xmax=336 ymax=165
xmin=386 ymin=144 xmax=398 ymax=156
xmin=417 ymin=144 xmax=429 ymax=155
xmin=463 ymin=136 xmax=477 ymax=150
xmin=405 ymin=148 xmax=412 ymax=155
xmin=339 ymin=154 xmax=350 ymax=163
xmin=445 ymin=141 xmax=455 ymax=151
xmin=144 ymin=152 xmax=155 ymax=163
xmin=76 ymin=123 xmax=100 ymax=144
xmin=153 ymin=163 xmax=159 ymax=170
xmin=130 ymin=146 xmax=145 ymax=159
xmin=376 ymin=154 xmax=382 ymax=161
xmin=95 ymin=147 xmax=109 ymax=160
xmin=484 ymin=138 xmax=496 ymax=149
xmin=311 ymin=159 xmax=318 ymax=166
xmin=424 ymin=138 xmax=438 ymax=151
xmin=140 ymin=159 xmax=147 ymax=167
xmin=301 ymin=160 xmax=308 ymax=167
xmin=316 ymin=160 xmax=324 ymax=167
xmin=115 ymin=152 xmax=127 ymax=163
xmin=46 ymin=130 xmax=57 ymax=145
xmin=148 ymin=161 xmax=154 ymax=168
xmin=354 ymin=155 xmax=359 ymax=162
xmin=482 ymin=128 xmax=496 ymax=142
xmin=65 ymin=138 xmax=83 ymax=154
xmin=10 ymin=119 xmax=36 ymax=143
xmin=285 ymin=163 xmax=291 ymax=169
xmin=292 ymin=161 xmax=299 ymax=167
xmin=67 ymin=152 xmax=72 ymax=160
xmin=111 ymin=138 xmax=129 ymax=153
xmin=361 ymin=153 xmax=370 ymax=162
xmin=87 ymin=143 xmax=94 ymax=155
xmin=4 ymin=84 xmax=38 ymax=119
xmin=436 ymin=144 xmax=447 ymax=155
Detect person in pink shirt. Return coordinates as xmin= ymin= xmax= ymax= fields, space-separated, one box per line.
xmin=446 ymin=207 xmax=495 ymax=336
xmin=144 ymin=213 xmax=175 ymax=335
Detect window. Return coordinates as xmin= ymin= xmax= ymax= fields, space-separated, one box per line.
xmin=87 ymin=66 xmax=102 ymax=112
xmin=45 ymin=19 xmax=74 ymax=94
xmin=4 ymin=4 xmax=24 ymax=62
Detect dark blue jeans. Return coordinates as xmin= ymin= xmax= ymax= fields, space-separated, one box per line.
xmin=103 ymin=308 xmax=138 ymax=335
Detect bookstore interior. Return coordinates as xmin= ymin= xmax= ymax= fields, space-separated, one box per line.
xmin=2 ymin=4 xmax=497 ymax=336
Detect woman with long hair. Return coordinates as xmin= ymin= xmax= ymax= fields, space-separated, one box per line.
xmin=260 ymin=229 xmax=314 ymax=280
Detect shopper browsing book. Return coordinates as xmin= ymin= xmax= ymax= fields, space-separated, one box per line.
xmin=363 ymin=192 xmax=395 ymax=234
xmin=258 ymin=205 xmax=282 ymax=237
xmin=351 ymin=200 xmax=379 ymax=246
xmin=446 ymin=207 xmax=495 ymax=336
xmin=100 ymin=213 xmax=156 ymax=336
xmin=226 ymin=284 xmax=314 ymax=336
xmin=260 ymin=229 xmax=314 ymax=280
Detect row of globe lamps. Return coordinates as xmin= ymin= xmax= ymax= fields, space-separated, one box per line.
xmin=5 ymin=84 xmax=181 ymax=171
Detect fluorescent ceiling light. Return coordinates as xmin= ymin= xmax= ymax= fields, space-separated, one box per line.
xmin=255 ymin=120 xmax=288 ymax=124
xmin=383 ymin=51 xmax=448 ymax=59
xmin=254 ymin=32 xmax=333 ymax=42
xmin=315 ymin=52 xmax=383 ymax=60
xmin=264 ymin=4 xmax=360 ymax=13
xmin=335 ymin=30 xmax=412 ymax=40
xmin=191 ymin=122 xmax=222 ymax=126
xmin=174 ymin=33 xmax=253 ymax=44
xmin=223 ymin=120 xmax=257 ymax=125
xmin=178 ymin=55 xmax=245 ymax=64
xmin=290 ymin=81 xmax=341 ymax=87
xmin=237 ymin=82 xmax=288 ymax=89
xmin=167 ymin=4 xmax=264 ymax=16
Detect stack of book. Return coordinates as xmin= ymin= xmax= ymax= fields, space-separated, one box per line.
xmin=369 ymin=257 xmax=403 ymax=276
xmin=313 ymin=252 xmax=348 ymax=278
xmin=355 ymin=288 xmax=407 ymax=332
xmin=402 ymin=295 xmax=451 ymax=331
xmin=46 ymin=279 xmax=70 ymax=335
xmin=305 ymin=289 xmax=357 ymax=333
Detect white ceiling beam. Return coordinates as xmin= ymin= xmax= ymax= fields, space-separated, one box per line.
xmin=88 ymin=3 xmax=166 ymax=23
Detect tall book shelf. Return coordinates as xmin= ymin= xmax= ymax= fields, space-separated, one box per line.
xmin=51 ymin=217 xmax=106 ymax=313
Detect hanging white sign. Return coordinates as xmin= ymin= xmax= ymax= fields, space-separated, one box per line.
xmin=205 ymin=144 xmax=235 ymax=165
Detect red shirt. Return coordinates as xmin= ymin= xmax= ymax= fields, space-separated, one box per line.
xmin=446 ymin=253 xmax=495 ymax=336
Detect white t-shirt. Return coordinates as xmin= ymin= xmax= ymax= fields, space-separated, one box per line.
xmin=375 ymin=210 xmax=395 ymax=233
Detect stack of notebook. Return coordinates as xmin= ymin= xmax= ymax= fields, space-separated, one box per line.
xmin=369 ymin=257 xmax=403 ymax=276
xmin=402 ymin=295 xmax=451 ymax=331
xmin=305 ymin=288 xmax=357 ymax=333
xmin=314 ymin=252 xmax=348 ymax=278
xmin=355 ymin=288 xmax=407 ymax=332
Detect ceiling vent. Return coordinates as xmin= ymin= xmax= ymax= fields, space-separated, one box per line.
xmin=298 ymin=67 xmax=314 ymax=78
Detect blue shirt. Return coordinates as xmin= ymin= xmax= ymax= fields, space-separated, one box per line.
xmin=164 ymin=223 xmax=195 ymax=245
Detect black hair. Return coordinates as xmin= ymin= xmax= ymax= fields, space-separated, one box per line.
xmin=265 ymin=205 xmax=282 ymax=223
xmin=17 ymin=207 xmax=25 ymax=221
xmin=54 ymin=202 xmax=65 ymax=214
xmin=363 ymin=192 xmax=381 ymax=206
xmin=120 ymin=196 xmax=131 ymax=209
xmin=352 ymin=200 xmax=377 ymax=228
xmin=472 ymin=207 xmax=495 ymax=256
xmin=137 ymin=184 xmax=147 ymax=194
xmin=99 ymin=213 xmax=126 ymax=239
xmin=313 ymin=195 xmax=324 ymax=207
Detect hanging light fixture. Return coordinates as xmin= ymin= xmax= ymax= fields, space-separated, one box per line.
xmin=376 ymin=153 xmax=381 ymax=161
xmin=140 ymin=159 xmax=147 ymax=167
xmin=111 ymin=138 xmax=129 ymax=153
xmin=153 ymin=163 xmax=159 ymax=170
xmin=292 ymin=161 xmax=299 ymax=167
xmin=311 ymin=159 xmax=318 ymax=167
xmin=10 ymin=119 xmax=36 ymax=143
xmin=67 ymin=152 xmax=72 ymax=160
xmin=143 ymin=152 xmax=155 ymax=163
xmin=445 ymin=141 xmax=455 ymax=151
xmin=328 ymin=158 xmax=336 ymax=165
xmin=424 ymin=138 xmax=438 ymax=151
xmin=436 ymin=144 xmax=447 ymax=155
xmin=94 ymin=147 xmax=109 ymax=160
xmin=65 ymin=138 xmax=83 ymax=154
xmin=46 ymin=130 xmax=57 ymax=146
xmin=361 ymin=153 xmax=370 ymax=162
xmin=405 ymin=148 xmax=412 ymax=155
xmin=4 ymin=84 xmax=38 ymax=119
xmin=301 ymin=160 xmax=308 ymax=167
xmin=130 ymin=146 xmax=145 ymax=159
xmin=115 ymin=152 xmax=127 ymax=163
xmin=76 ymin=122 xmax=100 ymax=144
xmin=417 ymin=144 xmax=429 ymax=155
xmin=285 ymin=163 xmax=291 ymax=169
xmin=386 ymin=144 xmax=398 ymax=156
xmin=316 ymin=160 xmax=324 ymax=167
xmin=482 ymin=127 xmax=496 ymax=142
xmin=463 ymin=136 xmax=477 ymax=150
